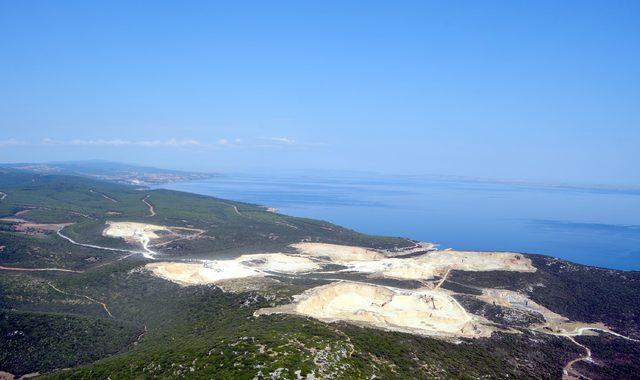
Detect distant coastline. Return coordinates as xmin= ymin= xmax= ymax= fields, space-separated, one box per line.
xmin=156 ymin=172 xmax=640 ymax=271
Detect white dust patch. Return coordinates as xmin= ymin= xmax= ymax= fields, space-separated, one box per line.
xmin=291 ymin=243 xmax=535 ymax=281
xmin=343 ymin=258 xmax=439 ymax=281
xmin=103 ymin=221 xmax=169 ymax=241
xmin=146 ymin=253 xmax=320 ymax=287
xmin=103 ymin=221 xmax=170 ymax=258
xmin=257 ymin=281 xmax=491 ymax=338
xmin=292 ymin=243 xmax=385 ymax=262
xmin=415 ymin=250 xmax=536 ymax=273
xmin=479 ymin=288 xmax=567 ymax=324
xmin=146 ymin=260 xmax=262 ymax=286
xmin=238 ymin=253 xmax=321 ymax=274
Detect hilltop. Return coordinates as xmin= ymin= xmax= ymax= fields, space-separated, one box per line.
xmin=0 ymin=167 xmax=638 ymax=379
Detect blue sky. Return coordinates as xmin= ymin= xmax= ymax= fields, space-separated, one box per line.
xmin=1 ymin=1 xmax=639 ymax=184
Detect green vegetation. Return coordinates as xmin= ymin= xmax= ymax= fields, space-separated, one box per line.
xmin=449 ymin=256 xmax=640 ymax=339
xmin=0 ymin=168 xmax=638 ymax=379
xmin=573 ymin=333 xmax=640 ymax=379
xmin=0 ymin=310 xmax=138 ymax=376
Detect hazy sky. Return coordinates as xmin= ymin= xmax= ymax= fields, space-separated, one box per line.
xmin=1 ymin=1 xmax=638 ymax=184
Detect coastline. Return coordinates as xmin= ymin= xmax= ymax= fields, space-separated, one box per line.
xmin=152 ymin=176 xmax=640 ymax=271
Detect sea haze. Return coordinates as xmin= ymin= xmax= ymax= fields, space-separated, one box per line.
xmin=156 ymin=173 xmax=640 ymax=270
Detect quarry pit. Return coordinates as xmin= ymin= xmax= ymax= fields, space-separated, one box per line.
xmin=144 ymin=242 xmax=551 ymax=338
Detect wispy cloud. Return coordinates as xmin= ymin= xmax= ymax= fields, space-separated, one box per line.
xmin=216 ymin=138 xmax=244 ymax=148
xmin=256 ymin=136 xmax=328 ymax=149
xmin=209 ymin=136 xmax=297 ymax=149
xmin=260 ymin=136 xmax=296 ymax=145
xmin=43 ymin=138 xmax=202 ymax=147
xmin=0 ymin=138 xmax=21 ymax=147
xmin=33 ymin=136 xmax=324 ymax=150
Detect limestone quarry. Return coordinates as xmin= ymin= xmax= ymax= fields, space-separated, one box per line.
xmin=239 ymin=253 xmax=321 ymax=274
xmin=146 ymin=253 xmax=320 ymax=286
xmin=145 ymin=242 xmax=554 ymax=339
xmin=256 ymin=281 xmax=492 ymax=338
xmin=103 ymin=221 xmax=203 ymax=259
xmin=103 ymin=222 xmax=169 ymax=258
xmin=291 ymin=242 xmax=385 ymax=262
xmin=146 ymin=260 xmax=263 ymax=285
xmin=291 ymin=243 xmax=536 ymax=281
xmin=103 ymin=221 xmax=170 ymax=242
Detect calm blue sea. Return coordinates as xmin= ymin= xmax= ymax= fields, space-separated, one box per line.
xmin=156 ymin=173 xmax=640 ymax=270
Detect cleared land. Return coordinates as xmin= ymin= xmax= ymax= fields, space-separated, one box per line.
xmin=291 ymin=243 xmax=535 ymax=281
xmin=1 ymin=170 xmax=639 ymax=379
xmin=102 ymin=221 xmax=202 ymax=259
xmin=148 ymin=243 xmax=541 ymax=339
xmin=147 ymin=261 xmax=263 ymax=285
xmin=146 ymin=238 xmax=635 ymax=371
xmin=291 ymin=242 xmax=385 ymax=262
xmin=257 ymin=281 xmax=491 ymax=338
xmin=146 ymin=253 xmax=320 ymax=286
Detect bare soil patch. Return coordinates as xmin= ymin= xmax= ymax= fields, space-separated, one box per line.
xmin=257 ymin=281 xmax=492 ymax=338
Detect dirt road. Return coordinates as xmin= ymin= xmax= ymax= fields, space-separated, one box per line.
xmin=551 ymin=326 xmax=639 ymax=379
xmin=89 ymin=189 xmax=117 ymax=203
xmin=47 ymin=282 xmax=113 ymax=318
xmin=562 ymin=335 xmax=591 ymax=380
xmin=0 ymin=266 xmax=82 ymax=273
xmin=142 ymin=195 xmax=155 ymax=216
xmin=57 ymin=228 xmax=146 ymax=256
xmin=434 ymin=268 xmax=451 ymax=290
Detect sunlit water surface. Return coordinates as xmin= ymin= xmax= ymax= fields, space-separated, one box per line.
xmin=156 ymin=173 xmax=640 ymax=270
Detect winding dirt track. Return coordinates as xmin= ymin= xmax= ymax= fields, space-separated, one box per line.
xmin=1 ymin=224 xmax=143 ymax=319
xmin=434 ymin=268 xmax=451 ymax=290
xmin=230 ymin=204 xmax=299 ymax=230
xmin=0 ymin=266 xmax=82 ymax=273
xmin=542 ymin=326 xmax=640 ymax=379
xmin=47 ymin=282 xmax=113 ymax=318
xmin=562 ymin=335 xmax=592 ymax=380
xmin=574 ymin=327 xmax=639 ymax=342
xmin=0 ymin=227 xmax=144 ymax=274
xmin=56 ymin=228 xmax=146 ymax=255
xmin=89 ymin=189 xmax=117 ymax=203
xmin=142 ymin=195 xmax=155 ymax=216
xmin=275 ymin=220 xmax=299 ymax=230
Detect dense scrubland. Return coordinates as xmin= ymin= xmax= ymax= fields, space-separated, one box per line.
xmin=0 ymin=168 xmax=638 ymax=379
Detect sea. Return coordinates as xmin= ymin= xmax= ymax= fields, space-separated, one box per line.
xmin=155 ymin=172 xmax=640 ymax=271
